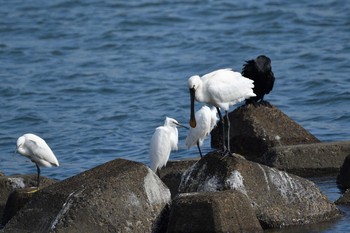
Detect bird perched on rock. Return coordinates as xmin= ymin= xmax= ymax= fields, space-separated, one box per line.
xmin=188 ymin=68 xmax=255 ymax=155
xmin=150 ymin=117 xmax=188 ymax=175
xmin=242 ymin=55 xmax=275 ymax=106
xmin=15 ymin=133 xmax=59 ymax=189
xmin=186 ymin=106 xmax=218 ymax=158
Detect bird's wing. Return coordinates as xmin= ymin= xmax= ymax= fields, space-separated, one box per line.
xmin=149 ymin=126 xmax=172 ymax=171
xmin=206 ymin=69 xmax=255 ymax=108
xmin=27 ymin=138 xmax=59 ymax=167
xmin=265 ymin=72 xmax=275 ymax=94
xmin=186 ymin=125 xmax=203 ymax=148
xmin=201 ymin=68 xmax=232 ymax=81
xmin=185 ymin=107 xmax=211 ymax=148
xmin=241 ymin=60 xmax=257 ymax=81
xmin=209 ymin=107 xmax=218 ymax=131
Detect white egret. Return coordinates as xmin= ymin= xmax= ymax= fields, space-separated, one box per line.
xmin=242 ymin=55 xmax=275 ymax=106
xmin=188 ymin=68 xmax=255 ymax=154
xmin=15 ymin=133 xmax=59 ymax=188
xmin=149 ymin=117 xmax=188 ymax=175
xmin=185 ymin=106 xmax=218 ymax=158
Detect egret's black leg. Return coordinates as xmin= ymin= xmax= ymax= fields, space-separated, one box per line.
xmin=35 ymin=163 xmax=40 ymax=189
xmin=196 ymin=142 xmax=203 ymax=158
xmin=157 ymin=169 xmax=160 ymax=177
xmin=216 ymin=107 xmax=223 ymax=123
xmin=216 ymin=107 xmax=227 ymax=152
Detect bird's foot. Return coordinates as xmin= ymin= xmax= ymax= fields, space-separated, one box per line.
xmin=245 ymin=100 xmax=259 ymax=107
xmin=220 ymin=149 xmax=234 ymax=159
xmin=220 ymin=145 xmax=227 ymax=153
xmin=26 ymin=187 xmax=39 ymax=194
xmin=259 ymin=100 xmax=272 ymax=107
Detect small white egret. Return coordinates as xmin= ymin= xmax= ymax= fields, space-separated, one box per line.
xmin=188 ymin=68 xmax=255 ymax=154
xmin=149 ymin=117 xmax=188 ymax=175
xmin=185 ymin=106 xmax=218 ymax=158
xmin=15 ymin=133 xmax=59 ymax=188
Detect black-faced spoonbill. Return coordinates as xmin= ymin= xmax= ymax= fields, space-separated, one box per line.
xmin=188 ymin=68 xmax=255 ymax=155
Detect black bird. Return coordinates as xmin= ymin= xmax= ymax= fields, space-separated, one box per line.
xmin=242 ymin=55 xmax=275 ymax=106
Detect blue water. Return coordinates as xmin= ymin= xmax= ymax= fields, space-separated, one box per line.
xmin=0 ymin=0 xmax=349 ymax=229
xmin=2 ymin=0 xmax=349 ymax=179
xmin=312 ymin=177 xmax=350 ymax=233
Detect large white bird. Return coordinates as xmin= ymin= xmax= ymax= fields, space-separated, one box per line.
xmin=188 ymin=68 xmax=255 ymax=154
xmin=149 ymin=117 xmax=188 ymax=175
xmin=15 ymin=133 xmax=59 ymax=188
xmin=185 ymin=106 xmax=218 ymax=157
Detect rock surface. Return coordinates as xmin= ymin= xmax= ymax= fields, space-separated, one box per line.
xmin=262 ymin=141 xmax=350 ymax=177
xmin=0 ymin=174 xmax=56 ymax=221
xmin=211 ymin=104 xmax=320 ymax=161
xmin=335 ymin=189 xmax=350 ymax=205
xmin=337 ymin=154 xmax=350 ymax=190
xmin=179 ymin=152 xmax=340 ymax=228
xmin=2 ymin=159 xmax=170 ymax=233
xmin=167 ymin=190 xmax=263 ymax=233
xmin=1 ymin=188 xmax=38 ymax=227
xmin=158 ymin=159 xmax=198 ymax=198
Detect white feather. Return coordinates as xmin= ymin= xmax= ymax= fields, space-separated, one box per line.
xmin=188 ymin=68 xmax=256 ymax=110
xmin=186 ymin=106 xmax=218 ymax=148
xmin=16 ymin=133 xmax=59 ymax=167
xmin=149 ymin=117 xmax=180 ymax=172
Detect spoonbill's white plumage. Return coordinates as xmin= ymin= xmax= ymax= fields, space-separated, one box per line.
xmin=185 ymin=106 xmax=218 ymax=157
xmin=149 ymin=117 xmax=188 ymax=175
xmin=16 ymin=133 xmax=59 ymax=188
xmin=188 ymin=68 xmax=255 ymax=154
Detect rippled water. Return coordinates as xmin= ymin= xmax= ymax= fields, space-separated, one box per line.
xmin=0 ymin=0 xmax=349 ymax=230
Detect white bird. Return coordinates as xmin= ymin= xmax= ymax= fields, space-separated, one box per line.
xmin=15 ymin=133 xmax=59 ymax=188
xmin=185 ymin=106 xmax=218 ymax=157
xmin=149 ymin=117 xmax=188 ymax=175
xmin=188 ymin=68 xmax=255 ymax=154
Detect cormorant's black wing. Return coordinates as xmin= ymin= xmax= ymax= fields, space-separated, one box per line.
xmin=241 ymin=59 xmax=257 ymax=81
xmin=265 ymin=71 xmax=275 ymax=94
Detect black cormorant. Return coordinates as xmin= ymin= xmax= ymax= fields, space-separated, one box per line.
xmin=242 ymin=55 xmax=275 ymax=106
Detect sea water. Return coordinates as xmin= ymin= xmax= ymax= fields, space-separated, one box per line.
xmin=0 ymin=0 xmax=349 ymax=231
